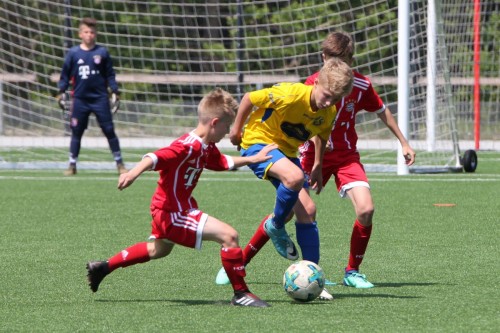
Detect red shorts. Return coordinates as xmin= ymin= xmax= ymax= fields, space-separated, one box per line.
xmin=300 ymin=149 xmax=370 ymax=198
xmin=149 ymin=208 xmax=208 ymax=250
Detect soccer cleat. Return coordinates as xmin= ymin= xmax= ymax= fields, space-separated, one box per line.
xmin=231 ymin=292 xmax=270 ymax=308
xmin=263 ymin=217 xmax=299 ymax=260
xmin=318 ymin=288 xmax=334 ymax=301
xmin=215 ymin=267 xmax=230 ymax=285
xmin=117 ymin=163 xmax=128 ymax=175
xmin=63 ymin=164 xmax=77 ymax=176
xmin=343 ymin=270 xmax=374 ymax=289
xmin=86 ymin=261 xmax=110 ymax=292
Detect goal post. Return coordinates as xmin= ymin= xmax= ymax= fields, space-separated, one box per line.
xmin=0 ymin=0 xmax=497 ymax=172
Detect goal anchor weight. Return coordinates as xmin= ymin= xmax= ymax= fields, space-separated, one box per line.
xmin=461 ymin=150 xmax=478 ymax=173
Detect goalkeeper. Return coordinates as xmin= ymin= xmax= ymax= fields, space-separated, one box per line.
xmin=57 ymin=17 xmax=126 ymax=176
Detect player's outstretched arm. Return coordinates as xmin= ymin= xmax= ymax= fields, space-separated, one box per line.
xmin=117 ymin=156 xmax=154 ymax=190
xmin=231 ymin=143 xmax=278 ymax=168
xmin=229 ymin=93 xmax=254 ymax=147
xmin=377 ymin=107 xmax=416 ymax=165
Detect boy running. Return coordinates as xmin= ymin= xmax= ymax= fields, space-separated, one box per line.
xmin=86 ymin=88 xmax=277 ymax=307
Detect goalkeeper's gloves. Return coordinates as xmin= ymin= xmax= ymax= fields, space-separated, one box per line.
xmin=56 ymin=92 xmax=68 ymax=111
xmin=110 ymin=92 xmax=120 ymax=114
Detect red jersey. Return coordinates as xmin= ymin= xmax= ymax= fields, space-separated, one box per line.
xmin=147 ymin=131 xmax=233 ymax=212
xmin=302 ymin=71 xmax=385 ymax=153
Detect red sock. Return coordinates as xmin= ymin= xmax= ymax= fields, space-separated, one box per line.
xmin=346 ymin=220 xmax=372 ymax=272
xmin=242 ymin=215 xmax=270 ymax=265
xmin=108 ymin=242 xmax=150 ymax=272
xmin=221 ymin=247 xmax=248 ymax=293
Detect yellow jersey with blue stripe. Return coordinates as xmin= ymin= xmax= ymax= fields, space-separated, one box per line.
xmin=241 ymin=82 xmax=337 ymax=158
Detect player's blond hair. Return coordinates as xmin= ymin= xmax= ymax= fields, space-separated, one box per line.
xmin=321 ymin=31 xmax=354 ymax=65
xmin=198 ymin=88 xmax=238 ymax=124
xmin=317 ymin=57 xmax=353 ymax=98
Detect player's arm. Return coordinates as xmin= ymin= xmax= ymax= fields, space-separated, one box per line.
xmin=310 ymin=135 xmax=326 ymax=194
xmin=229 ymin=92 xmax=254 ymax=146
xmin=377 ymin=107 xmax=416 ymax=165
xmin=117 ymin=155 xmax=154 ymax=190
xmin=231 ymin=143 xmax=278 ymax=168
xmin=56 ymin=52 xmax=72 ymax=110
xmin=104 ymin=50 xmax=121 ymax=114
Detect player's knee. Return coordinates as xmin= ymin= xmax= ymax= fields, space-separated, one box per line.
xmin=148 ymin=241 xmax=172 ymax=259
xmin=71 ymin=124 xmax=85 ymax=138
xmin=283 ymin=172 xmax=304 ymax=191
xmin=357 ymin=205 xmax=374 ymax=225
xmin=221 ymin=228 xmax=239 ymax=248
xmin=100 ymin=123 xmax=117 ymax=139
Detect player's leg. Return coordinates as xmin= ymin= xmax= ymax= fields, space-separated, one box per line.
xmin=94 ymin=100 xmax=127 ymax=174
xmin=64 ymin=98 xmax=89 ymax=175
xmin=293 ymin=185 xmax=334 ymax=300
xmin=241 ymin=145 xmax=300 ymax=260
xmin=86 ymin=239 xmax=174 ymax=292
xmin=338 ymin=160 xmax=375 ymax=288
xmin=215 ymin=213 xmax=273 ymax=285
xmin=203 ymin=215 xmax=269 ymax=307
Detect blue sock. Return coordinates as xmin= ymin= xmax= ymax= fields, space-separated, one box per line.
xmin=295 ymin=221 xmax=320 ymax=264
xmin=273 ymin=184 xmax=299 ymax=228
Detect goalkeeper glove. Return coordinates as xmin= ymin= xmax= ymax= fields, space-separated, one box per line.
xmin=110 ymin=92 xmax=120 ymax=114
xmin=56 ymin=92 xmax=68 ymax=111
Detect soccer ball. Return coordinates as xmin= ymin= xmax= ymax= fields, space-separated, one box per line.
xmin=283 ymin=260 xmax=325 ymax=302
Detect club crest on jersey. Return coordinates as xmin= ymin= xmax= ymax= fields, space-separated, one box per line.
xmin=93 ymin=55 xmax=102 ymax=64
xmin=313 ymin=117 xmax=324 ymax=126
xmin=345 ymin=100 xmax=356 ymax=113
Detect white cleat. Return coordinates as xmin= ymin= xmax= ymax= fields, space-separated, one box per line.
xmin=318 ymin=288 xmax=334 ymax=301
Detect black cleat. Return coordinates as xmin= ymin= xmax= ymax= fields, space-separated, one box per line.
xmin=86 ymin=261 xmax=110 ymax=292
xmin=230 ymin=292 xmax=270 ymax=308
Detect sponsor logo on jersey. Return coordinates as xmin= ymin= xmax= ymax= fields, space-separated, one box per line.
xmin=93 ymin=55 xmax=102 ymax=64
xmin=77 ymin=58 xmax=84 ymax=64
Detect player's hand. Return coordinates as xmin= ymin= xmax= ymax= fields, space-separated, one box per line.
xmin=403 ymin=146 xmax=416 ymax=166
xmin=110 ymin=92 xmax=120 ymax=114
xmin=309 ymin=164 xmax=323 ymax=195
xmin=325 ymin=140 xmax=333 ymax=152
xmin=251 ymin=143 xmax=278 ymax=163
xmin=229 ymin=129 xmax=242 ymax=147
xmin=117 ymin=172 xmax=135 ymax=190
xmin=56 ymin=93 xmax=67 ymax=111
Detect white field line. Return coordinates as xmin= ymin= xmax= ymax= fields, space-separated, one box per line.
xmin=1 ymin=175 xmax=500 ymax=182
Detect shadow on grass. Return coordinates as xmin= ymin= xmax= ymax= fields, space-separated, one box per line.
xmin=94 ymin=299 xmax=303 ymax=306
xmin=250 ymin=281 xmax=440 ymax=288
xmin=371 ymin=282 xmax=441 ymax=288
xmin=93 ymin=291 xmax=420 ymax=306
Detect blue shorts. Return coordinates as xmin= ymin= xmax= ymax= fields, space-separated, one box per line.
xmin=241 ymin=144 xmax=305 ymax=189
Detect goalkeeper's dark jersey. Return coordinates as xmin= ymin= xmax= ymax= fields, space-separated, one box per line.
xmin=58 ymin=44 xmax=118 ymax=100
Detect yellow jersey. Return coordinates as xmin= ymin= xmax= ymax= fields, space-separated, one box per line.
xmin=241 ymin=82 xmax=337 ymax=158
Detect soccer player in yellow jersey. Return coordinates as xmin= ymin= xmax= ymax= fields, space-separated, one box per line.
xmin=227 ymin=58 xmax=353 ymax=296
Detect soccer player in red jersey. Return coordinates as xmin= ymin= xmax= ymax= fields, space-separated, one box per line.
xmin=300 ymin=31 xmax=415 ymax=288
xmin=86 ymin=88 xmax=277 ymax=307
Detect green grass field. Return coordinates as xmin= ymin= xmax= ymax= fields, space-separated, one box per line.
xmin=1 ymin=152 xmax=499 ymax=332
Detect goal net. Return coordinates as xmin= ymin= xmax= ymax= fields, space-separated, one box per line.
xmin=0 ymin=0 xmax=498 ymax=172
